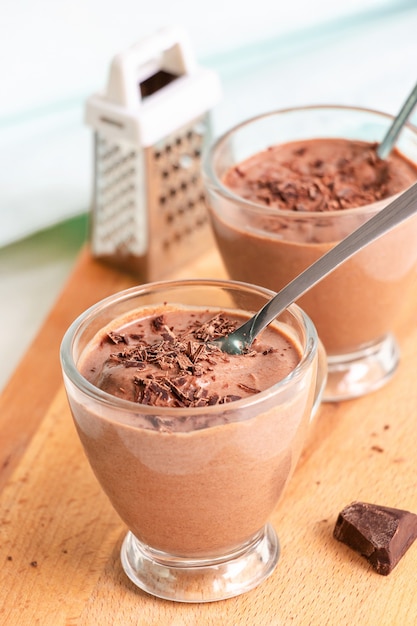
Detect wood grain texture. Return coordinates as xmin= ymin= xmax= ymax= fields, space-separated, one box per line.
xmin=1 ymin=245 xmax=417 ymax=625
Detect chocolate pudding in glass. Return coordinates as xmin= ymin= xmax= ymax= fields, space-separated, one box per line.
xmin=203 ymin=106 xmax=417 ymax=400
xmin=60 ymin=279 xmax=326 ymax=602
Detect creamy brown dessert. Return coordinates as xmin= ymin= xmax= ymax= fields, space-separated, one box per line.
xmin=211 ymin=138 xmax=417 ymax=354
xmin=80 ymin=307 xmax=300 ymax=420
xmin=223 ymin=139 xmax=415 ymax=212
xmin=73 ymin=304 xmax=313 ymax=557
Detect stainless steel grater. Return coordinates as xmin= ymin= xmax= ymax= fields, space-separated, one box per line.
xmin=85 ymin=26 xmax=221 ymax=281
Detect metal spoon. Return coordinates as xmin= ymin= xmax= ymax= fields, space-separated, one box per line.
xmin=377 ymin=81 xmax=417 ymax=160
xmin=216 ymin=181 xmax=417 ymax=355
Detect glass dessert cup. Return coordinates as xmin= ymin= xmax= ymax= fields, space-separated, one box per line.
xmin=203 ymin=105 xmax=417 ymax=401
xmin=60 ymin=278 xmax=326 ymax=603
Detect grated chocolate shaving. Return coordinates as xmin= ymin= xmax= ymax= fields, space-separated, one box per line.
xmin=108 ymin=312 xmax=246 ymax=408
xmin=229 ymin=142 xmax=398 ymax=212
xmin=99 ymin=310 xmax=280 ymax=411
xmin=192 ymin=313 xmax=238 ymax=341
xmin=238 ymin=383 xmax=261 ymax=394
xmin=107 ymin=331 xmax=127 ymax=345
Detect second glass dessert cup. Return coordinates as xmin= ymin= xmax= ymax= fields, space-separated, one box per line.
xmin=60 ymin=279 xmax=326 ymax=602
xmin=203 ymin=105 xmax=417 ymax=401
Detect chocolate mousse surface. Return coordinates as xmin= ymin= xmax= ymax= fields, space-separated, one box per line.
xmin=79 ymin=306 xmax=301 ymax=430
xmin=333 ymin=501 xmax=417 ymax=575
xmin=223 ymin=138 xmax=417 ymax=212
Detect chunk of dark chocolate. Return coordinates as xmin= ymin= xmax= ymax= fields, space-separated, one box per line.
xmin=333 ymin=501 xmax=417 ymax=575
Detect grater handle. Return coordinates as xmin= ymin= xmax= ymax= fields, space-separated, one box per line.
xmin=106 ymin=25 xmax=197 ymax=109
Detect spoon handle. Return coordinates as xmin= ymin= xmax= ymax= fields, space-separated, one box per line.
xmin=246 ymin=181 xmax=417 ymax=345
xmin=377 ymin=81 xmax=417 ymax=160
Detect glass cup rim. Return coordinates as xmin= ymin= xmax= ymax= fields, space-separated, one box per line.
xmin=202 ymin=103 xmax=417 ymax=220
xmin=60 ymin=278 xmax=319 ymax=421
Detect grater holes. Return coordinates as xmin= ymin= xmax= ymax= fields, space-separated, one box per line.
xmin=98 ymin=143 xmax=120 ymax=160
xmin=195 ymin=214 xmax=208 ymax=228
xmin=97 ymin=193 xmax=135 ymax=221
xmin=95 ymin=140 xmax=139 ymax=232
xmin=151 ymin=116 xmax=212 ymax=253
xmin=98 ymin=149 xmax=137 ymax=183
xmin=98 ymin=207 xmax=137 ymax=245
xmin=104 ymin=182 xmax=135 ymax=201
xmin=160 ymin=195 xmax=209 ymax=248
xmin=99 ymin=167 xmax=134 ymax=195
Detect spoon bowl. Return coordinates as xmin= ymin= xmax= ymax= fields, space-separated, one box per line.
xmin=215 ymin=181 xmax=417 ymax=355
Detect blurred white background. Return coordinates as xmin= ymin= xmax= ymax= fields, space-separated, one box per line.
xmin=1 ymin=0 xmax=417 ymax=389
xmin=2 ymin=0 xmax=417 ymax=244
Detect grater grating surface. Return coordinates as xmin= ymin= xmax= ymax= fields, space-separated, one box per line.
xmin=92 ymin=134 xmax=144 ymax=257
xmin=147 ymin=115 xmax=211 ymax=261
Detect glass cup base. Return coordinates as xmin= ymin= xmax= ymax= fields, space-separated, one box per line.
xmin=323 ymin=333 xmax=399 ymax=402
xmin=120 ymin=523 xmax=280 ymax=603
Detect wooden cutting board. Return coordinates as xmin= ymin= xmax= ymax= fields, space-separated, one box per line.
xmin=1 ymin=245 xmax=417 ymax=625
